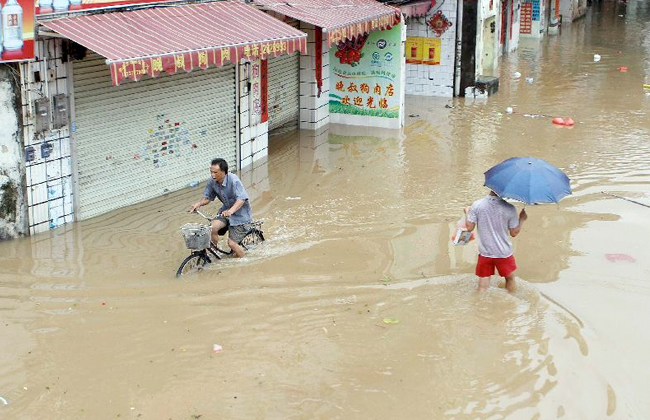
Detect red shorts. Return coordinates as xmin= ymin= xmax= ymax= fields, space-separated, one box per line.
xmin=475 ymin=254 xmax=517 ymax=278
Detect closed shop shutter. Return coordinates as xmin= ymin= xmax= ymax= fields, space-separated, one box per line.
xmin=72 ymin=52 xmax=237 ymax=220
xmin=268 ymin=52 xmax=300 ymax=132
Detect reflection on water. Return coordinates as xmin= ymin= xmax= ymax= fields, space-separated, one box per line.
xmin=2 ymin=3 xmax=650 ymax=419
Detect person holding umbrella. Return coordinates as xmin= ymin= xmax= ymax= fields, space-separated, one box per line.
xmin=464 ymin=157 xmax=572 ymax=293
xmin=465 ymin=193 xmax=527 ymax=293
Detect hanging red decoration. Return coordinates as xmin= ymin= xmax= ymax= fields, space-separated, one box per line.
xmin=428 ymin=10 xmax=452 ymax=37
xmin=333 ymin=34 xmax=369 ymax=67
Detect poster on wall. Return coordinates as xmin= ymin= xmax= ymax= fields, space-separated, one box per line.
xmin=329 ymin=24 xmax=402 ymax=119
xmin=406 ymin=37 xmax=441 ymax=65
xmin=0 ymin=0 xmax=35 ymax=62
xmin=36 ymin=0 xmax=179 ymax=15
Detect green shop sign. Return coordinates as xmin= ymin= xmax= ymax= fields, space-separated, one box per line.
xmin=329 ymin=24 xmax=402 ymax=119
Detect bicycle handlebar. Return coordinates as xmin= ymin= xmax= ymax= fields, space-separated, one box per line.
xmin=192 ymin=209 xmax=227 ymax=221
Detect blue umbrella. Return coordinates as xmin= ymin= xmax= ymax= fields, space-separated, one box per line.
xmin=484 ymin=157 xmax=571 ymax=204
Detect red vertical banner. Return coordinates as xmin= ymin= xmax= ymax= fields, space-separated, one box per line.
xmin=315 ymin=26 xmax=323 ymax=98
xmin=260 ymin=58 xmax=268 ymax=123
xmin=520 ymin=3 xmax=532 ymax=35
xmin=0 ymin=0 xmax=36 ymax=62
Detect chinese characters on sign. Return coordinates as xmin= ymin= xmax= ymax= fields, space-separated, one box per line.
xmin=329 ymin=24 xmax=402 ymax=119
xmin=0 ymin=0 xmax=35 ymax=62
xmin=110 ymin=38 xmax=306 ymax=85
xmin=334 ymin=80 xmax=393 ymax=110
xmin=250 ymin=61 xmax=262 ymax=124
xmin=520 ymin=2 xmax=532 ymax=34
xmin=406 ymin=37 xmax=441 ymax=65
xmin=260 ymin=59 xmax=268 ymax=123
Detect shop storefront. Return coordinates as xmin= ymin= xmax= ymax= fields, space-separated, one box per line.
xmin=268 ymin=52 xmax=301 ymax=133
xmin=254 ymin=0 xmax=404 ymax=131
xmin=19 ymin=1 xmax=306 ymax=229
xmin=69 ymin=51 xmax=238 ymax=220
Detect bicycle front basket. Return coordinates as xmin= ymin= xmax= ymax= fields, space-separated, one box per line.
xmin=180 ymin=223 xmax=212 ymax=250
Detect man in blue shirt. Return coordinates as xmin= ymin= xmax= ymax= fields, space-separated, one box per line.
xmin=190 ymin=158 xmax=253 ymax=257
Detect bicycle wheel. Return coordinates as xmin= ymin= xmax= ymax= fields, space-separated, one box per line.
xmin=176 ymin=253 xmax=209 ymax=277
xmin=240 ymin=229 xmax=265 ymax=250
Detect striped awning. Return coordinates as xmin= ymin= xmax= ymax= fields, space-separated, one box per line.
xmin=253 ymin=0 xmax=401 ymax=46
xmin=40 ymin=1 xmax=308 ymax=85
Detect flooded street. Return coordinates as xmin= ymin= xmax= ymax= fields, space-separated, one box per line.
xmin=2 ymin=1 xmax=650 ymax=419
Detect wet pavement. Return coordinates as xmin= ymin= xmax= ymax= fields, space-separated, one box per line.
xmin=2 ymin=1 xmax=650 ymax=419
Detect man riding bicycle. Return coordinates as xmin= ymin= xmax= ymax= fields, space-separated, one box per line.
xmin=189 ymin=158 xmax=253 ymax=258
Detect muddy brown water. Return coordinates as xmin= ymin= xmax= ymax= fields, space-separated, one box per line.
xmin=2 ymin=3 xmax=650 ymax=419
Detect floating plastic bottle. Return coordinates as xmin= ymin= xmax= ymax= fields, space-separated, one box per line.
xmin=2 ymin=0 xmax=24 ymax=51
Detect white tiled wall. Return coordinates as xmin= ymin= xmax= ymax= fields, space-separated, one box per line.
xmin=510 ymin=0 xmax=522 ymax=52
xmin=20 ymin=39 xmax=74 ymax=235
xmin=298 ymin=22 xmax=330 ymax=131
xmin=405 ymin=1 xmax=458 ymax=98
xmin=238 ymin=59 xmax=269 ymax=171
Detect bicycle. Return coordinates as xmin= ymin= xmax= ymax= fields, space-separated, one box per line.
xmin=176 ymin=210 xmax=265 ymax=277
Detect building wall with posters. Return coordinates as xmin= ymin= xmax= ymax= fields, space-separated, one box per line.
xmin=0 ymin=64 xmax=28 ymax=240
xmin=404 ymin=1 xmax=458 ymax=98
xmin=519 ymin=0 xmax=548 ymax=38
xmin=329 ymin=23 xmax=406 ymax=129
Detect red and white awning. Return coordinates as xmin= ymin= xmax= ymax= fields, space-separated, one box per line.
xmin=253 ymin=0 xmax=401 ymax=46
xmin=40 ymin=1 xmax=308 ymax=85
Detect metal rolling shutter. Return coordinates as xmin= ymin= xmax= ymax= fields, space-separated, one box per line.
xmin=268 ymin=52 xmax=300 ymax=132
xmin=72 ymin=52 xmax=236 ymax=220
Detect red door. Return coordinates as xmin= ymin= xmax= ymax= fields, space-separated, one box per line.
xmin=500 ymin=0 xmax=508 ymax=47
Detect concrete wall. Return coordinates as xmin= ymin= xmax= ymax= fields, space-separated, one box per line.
xmin=0 ymin=64 xmax=27 ymax=240
xmin=510 ymin=0 xmax=522 ymax=52
xmin=498 ymin=0 xmax=522 ymax=55
xmin=560 ymin=0 xmax=587 ymax=22
xmin=405 ymin=0 xmax=458 ymax=98
xmin=476 ymin=0 xmax=499 ymax=76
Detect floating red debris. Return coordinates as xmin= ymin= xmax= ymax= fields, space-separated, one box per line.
xmin=605 ymin=253 xmax=635 ymax=262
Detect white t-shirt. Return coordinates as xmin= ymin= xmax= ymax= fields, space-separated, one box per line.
xmin=467 ymin=195 xmax=519 ymax=258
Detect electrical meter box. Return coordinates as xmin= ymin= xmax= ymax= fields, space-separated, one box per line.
xmin=34 ymin=98 xmax=51 ymax=133
xmin=53 ymin=94 xmax=69 ymax=129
